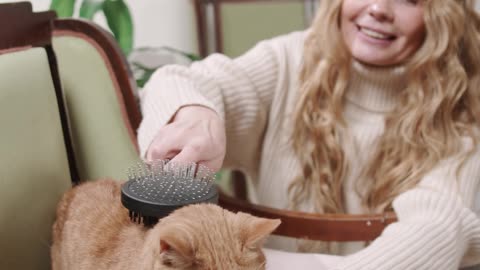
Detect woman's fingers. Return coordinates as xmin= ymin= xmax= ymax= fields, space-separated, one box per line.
xmin=146 ymin=147 xmax=179 ymax=162
xmin=169 ymin=146 xmax=201 ymax=165
xmin=169 ymin=144 xmax=223 ymax=172
xmin=145 ymin=105 xmax=226 ymax=170
xmin=146 ymin=126 xmax=185 ymax=162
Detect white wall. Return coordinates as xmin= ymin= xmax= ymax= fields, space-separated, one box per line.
xmin=121 ymin=0 xmax=198 ymax=53
xmin=0 ymin=0 xmax=199 ymax=54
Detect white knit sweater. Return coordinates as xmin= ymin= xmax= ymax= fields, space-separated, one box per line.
xmin=138 ymin=31 xmax=480 ymax=269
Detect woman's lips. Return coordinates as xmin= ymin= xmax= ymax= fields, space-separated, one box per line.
xmin=357 ymin=25 xmax=397 ymax=45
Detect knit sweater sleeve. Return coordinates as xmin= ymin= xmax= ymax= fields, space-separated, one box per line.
xmin=333 ymin=139 xmax=480 ymax=270
xmin=137 ymin=32 xmax=305 ymax=172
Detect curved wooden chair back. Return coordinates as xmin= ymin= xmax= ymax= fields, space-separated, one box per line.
xmin=219 ymin=191 xmax=397 ymax=242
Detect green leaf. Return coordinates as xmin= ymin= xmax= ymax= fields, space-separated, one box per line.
xmin=50 ymin=0 xmax=76 ymax=17
xmin=131 ymin=62 xmax=158 ymax=88
xmin=102 ymin=0 xmax=134 ymax=55
xmin=136 ymin=69 xmax=156 ymax=88
xmin=161 ymin=46 xmax=202 ymax=61
xmin=79 ymin=0 xmax=104 ymax=19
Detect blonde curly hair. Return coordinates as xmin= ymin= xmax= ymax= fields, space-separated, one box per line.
xmin=289 ymin=0 xmax=480 ymax=214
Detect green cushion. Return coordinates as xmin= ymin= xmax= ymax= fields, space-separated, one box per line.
xmin=221 ymin=2 xmax=305 ymax=57
xmin=0 ymin=48 xmax=72 ymax=270
xmin=53 ymin=35 xmax=140 ymax=182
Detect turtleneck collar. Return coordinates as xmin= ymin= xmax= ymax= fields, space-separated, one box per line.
xmin=345 ymin=60 xmax=407 ymax=113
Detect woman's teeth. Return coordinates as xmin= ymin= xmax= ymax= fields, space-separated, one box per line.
xmin=361 ymin=27 xmax=393 ymax=40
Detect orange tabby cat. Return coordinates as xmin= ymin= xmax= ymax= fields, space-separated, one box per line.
xmin=51 ymin=179 xmax=280 ymax=270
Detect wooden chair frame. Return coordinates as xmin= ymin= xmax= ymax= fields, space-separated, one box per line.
xmin=219 ymin=191 xmax=396 ymax=241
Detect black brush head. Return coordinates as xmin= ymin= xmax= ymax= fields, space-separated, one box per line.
xmin=121 ymin=160 xmax=218 ymax=226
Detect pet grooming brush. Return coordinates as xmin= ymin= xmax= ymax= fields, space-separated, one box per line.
xmin=121 ymin=160 xmax=218 ymax=227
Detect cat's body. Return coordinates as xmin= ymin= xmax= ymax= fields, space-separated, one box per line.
xmin=51 ymin=179 xmax=280 ymax=270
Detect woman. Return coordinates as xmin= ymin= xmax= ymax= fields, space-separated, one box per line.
xmin=138 ymin=0 xmax=480 ymax=269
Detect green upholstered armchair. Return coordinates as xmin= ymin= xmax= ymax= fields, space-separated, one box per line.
xmin=0 ymin=2 xmax=141 ymax=269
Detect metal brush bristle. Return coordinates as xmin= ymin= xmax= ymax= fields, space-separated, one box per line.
xmin=121 ymin=160 xmax=218 ymax=226
xmin=126 ymin=160 xmax=215 ymax=203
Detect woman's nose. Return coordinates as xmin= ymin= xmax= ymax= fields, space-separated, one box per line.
xmin=368 ymin=0 xmax=394 ymax=22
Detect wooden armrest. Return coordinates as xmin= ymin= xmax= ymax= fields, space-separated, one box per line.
xmin=218 ymin=190 xmax=397 ymax=242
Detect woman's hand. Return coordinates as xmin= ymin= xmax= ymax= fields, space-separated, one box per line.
xmin=145 ymin=105 xmax=226 ymax=172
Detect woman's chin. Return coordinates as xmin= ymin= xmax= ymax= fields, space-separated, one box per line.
xmin=351 ymin=55 xmax=400 ymax=67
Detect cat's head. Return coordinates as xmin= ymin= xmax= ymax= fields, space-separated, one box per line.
xmin=148 ymin=203 xmax=280 ymax=270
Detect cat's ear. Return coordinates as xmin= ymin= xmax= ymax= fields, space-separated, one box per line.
xmin=158 ymin=228 xmax=195 ymax=258
xmin=239 ymin=214 xmax=281 ymax=248
xmin=157 ymin=230 xmax=196 ymax=268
